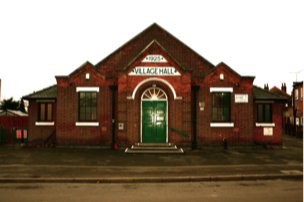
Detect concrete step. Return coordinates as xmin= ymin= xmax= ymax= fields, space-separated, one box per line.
xmin=131 ymin=145 xmax=177 ymax=150
xmin=134 ymin=143 xmax=175 ymax=147
xmin=125 ymin=148 xmax=184 ymax=154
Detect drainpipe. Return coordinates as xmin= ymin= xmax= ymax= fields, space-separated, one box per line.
xmin=191 ymin=84 xmax=200 ymax=150
xmin=109 ymin=83 xmax=118 ymax=149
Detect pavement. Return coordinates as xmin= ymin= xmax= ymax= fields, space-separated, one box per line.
xmin=0 ymin=134 xmax=302 ymax=183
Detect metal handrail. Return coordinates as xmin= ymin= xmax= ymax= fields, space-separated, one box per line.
xmin=170 ymin=127 xmax=189 ymax=137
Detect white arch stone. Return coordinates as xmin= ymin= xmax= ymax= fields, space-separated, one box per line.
xmin=126 ymin=77 xmax=182 ymax=100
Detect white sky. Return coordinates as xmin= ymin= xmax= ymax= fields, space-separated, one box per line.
xmin=1 ymin=0 xmax=303 ymax=100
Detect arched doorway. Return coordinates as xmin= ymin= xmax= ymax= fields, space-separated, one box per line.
xmin=141 ymin=87 xmax=168 ymax=143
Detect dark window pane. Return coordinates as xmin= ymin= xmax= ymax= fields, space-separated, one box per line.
xmin=47 ymin=104 xmax=52 ymax=121
xmin=92 ymin=107 xmax=97 ymax=120
xmin=212 ymin=93 xmax=230 ymax=121
xmin=80 ymin=93 xmax=86 ymax=106
xmin=216 ymin=94 xmax=222 ymax=106
xmin=212 ymin=94 xmax=216 ymax=106
xmin=218 ymin=108 xmax=223 ymax=121
xmin=79 ymin=92 xmax=97 ymax=121
xmin=80 ymin=107 xmax=85 ymax=114
xmin=223 ymin=93 xmax=229 ymax=107
xmin=86 ymin=107 xmax=91 ymax=120
xmin=40 ymin=104 xmax=45 ymax=121
xmin=212 ymin=108 xmax=217 ymax=121
xmin=80 ymin=113 xmax=85 ymax=120
xmin=223 ymin=108 xmax=229 ymax=121
xmin=86 ymin=93 xmax=91 ymax=107
xmin=92 ymin=93 xmax=96 ymax=106
xmin=258 ymin=104 xmax=263 ymax=122
xmin=265 ymin=104 xmax=270 ymax=122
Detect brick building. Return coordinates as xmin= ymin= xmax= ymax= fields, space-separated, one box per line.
xmin=291 ymin=81 xmax=303 ymax=126
xmin=23 ymin=23 xmax=287 ymax=150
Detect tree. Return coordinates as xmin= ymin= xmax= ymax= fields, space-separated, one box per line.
xmin=0 ymin=97 xmax=25 ymax=112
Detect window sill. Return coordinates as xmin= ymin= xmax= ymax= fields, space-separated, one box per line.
xmin=35 ymin=122 xmax=55 ymax=126
xmin=75 ymin=122 xmax=99 ymax=127
xmin=210 ymin=122 xmax=234 ymax=127
xmin=255 ymin=123 xmax=275 ymax=127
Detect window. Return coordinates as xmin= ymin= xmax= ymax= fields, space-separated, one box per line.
xmin=301 ymin=87 xmax=303 ymax=101
xmin=39 ymin=103 xmax=52 ymax=121
xmin=257 ymin=104 xmax=272 ymax=122
xmin=212 ymin=93 xmax=230 ymax=122
xmin=79 ymin=92 xmax=97 ymax=121
xmin=295 ymin=89 xmax=298 ymax=100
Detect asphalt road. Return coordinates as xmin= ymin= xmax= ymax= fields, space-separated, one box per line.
xmin=0 ymin=179 xmax=302 ymax=202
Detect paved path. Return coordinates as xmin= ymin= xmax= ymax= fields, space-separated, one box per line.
xmin=0 ymin=134 xmax=302 ymax=182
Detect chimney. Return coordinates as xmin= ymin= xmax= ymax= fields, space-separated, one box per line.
xmin=264 ymin=83 xmax=269 ymax=91
xmin=281 ymin=83 xmax=287 ymax=93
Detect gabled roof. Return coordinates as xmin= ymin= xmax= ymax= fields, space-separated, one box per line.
xmin=193 ymin=62 xmax=255 ymax=79
xmin=0 ymin=109 xmax=28 ymax=117
xmin=253 ymin=85 xmax=288 ymax=101
xmin=95 ymin=23 xmax=214 ymax=75
xmin=269 ymin=86 xmax=291 ymax=102
xmin=68 ymin=61 xmax=117 ymax=79
xmin=55 ymin=61 xmax=117 ymax=79
xmin=121 ymin=39 xmax=191 ymax=72
xmin=23 ymin=84 xmax=57 ymax=100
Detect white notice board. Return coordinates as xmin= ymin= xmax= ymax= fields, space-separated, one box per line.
xmin=235 ymin=94 xmax=248 ymax=103
xmin=263 ymin=127 xmax=273 ymax=136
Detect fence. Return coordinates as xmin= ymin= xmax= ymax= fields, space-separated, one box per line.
xmin=284 ymin=121 xmax=303 ymax=138
xmin=0 ymin=125 xmax=28 ymax=145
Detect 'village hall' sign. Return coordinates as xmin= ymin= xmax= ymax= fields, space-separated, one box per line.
xmin=129 ymin=67 xmax=181 ymax=76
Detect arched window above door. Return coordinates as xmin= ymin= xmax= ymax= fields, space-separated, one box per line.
xmin=141 ymin=87 xmax=167 ymax=100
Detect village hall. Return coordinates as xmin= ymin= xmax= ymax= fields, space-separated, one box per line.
xmin=23 ymin=23 xmax=287 ymax=153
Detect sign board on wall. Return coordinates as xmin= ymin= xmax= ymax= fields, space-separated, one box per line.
xmin=129 ymin=67 xmax=181 ymax=76
xmin=142 ymin=55 xmax=167 ymax=63
xmin=296 ymin=118 xmax=299 ymax=126
xmin=235 ymin=94 xmax=248 ymax=103
xmin=263 ymin=127 xmax=273 ymax=136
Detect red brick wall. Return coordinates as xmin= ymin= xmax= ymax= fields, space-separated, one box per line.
xmin=253 ymin=102 xmax=283 ymax=147
xmin=28 ymin=100 xmax=56 ymax=143
xmin=194 ymin=64 xmax=254 ymax=148
xmin=56 ymin=63 xmax=115 ymax=145
xmin=294 ymin=84 xmax=303 ymax=118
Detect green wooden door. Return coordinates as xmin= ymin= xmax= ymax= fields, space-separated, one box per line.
xmin=142 ymin=101 xmax=166 ymax=143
